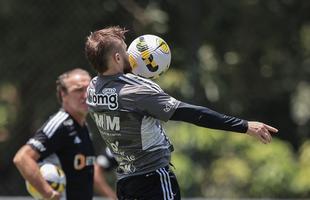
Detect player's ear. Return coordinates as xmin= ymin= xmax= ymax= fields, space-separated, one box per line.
xmin=114 ymin=53 xmax=121 ymax=64
xmin=60 ymin=90 xmax=67 ymax=99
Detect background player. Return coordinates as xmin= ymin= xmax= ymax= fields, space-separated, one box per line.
xmin=85 ymin=26 xmax=278 ymax=200
xmin=13 ymin=68 xmax=116 ymax=200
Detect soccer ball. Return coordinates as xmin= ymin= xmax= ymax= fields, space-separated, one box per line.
xmin=26 ymin=163 xmax=66 ymax=199
xmin=127 ymin=34 xmax=171 ymax=79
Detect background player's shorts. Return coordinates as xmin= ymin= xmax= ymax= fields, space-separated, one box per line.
xmin=116 ymin=166 xmax=180 ymax=200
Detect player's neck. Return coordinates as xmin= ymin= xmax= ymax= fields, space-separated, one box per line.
xmin=69 ymin=112 xmax=86 ymax=126
xmin=101 ymin=63 xmax=123 ymax=76
xmin=63 ymin=107 xmax=86 ymax=126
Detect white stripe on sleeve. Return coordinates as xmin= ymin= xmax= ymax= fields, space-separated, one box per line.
xmin=43 ymin=111 xmax=68 ymax=138
xmin=43 ymin=112 xmax=65 ymax=133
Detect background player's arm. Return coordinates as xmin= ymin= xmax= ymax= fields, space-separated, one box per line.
xmin=170 ymin=102 xmax=278 ymax=143
xmin=13 ymin=145 xmax=60 ymax=200
xmin=93 ymin=163 xmax=117 ymax=200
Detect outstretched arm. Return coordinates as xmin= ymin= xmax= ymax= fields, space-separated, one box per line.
xmin=170 ymin=102 xmax=278 ymax=143
xmin=13 ymin=145 xmax=60 ymax=200
xmin=170 ymin=102 xmax=248 ymax=132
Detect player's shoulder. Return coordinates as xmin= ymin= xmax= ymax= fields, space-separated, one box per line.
xmin=122 ymin=73 xmax=156 ymax=85
xmin=119 ymin=73 xmax=163 ymax=93
xmin=40 ymin=109 xmax=71 ymax=138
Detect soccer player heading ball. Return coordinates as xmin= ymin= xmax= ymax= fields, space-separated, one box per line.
xmin=85 ymin=26 xmax=278 ymax=200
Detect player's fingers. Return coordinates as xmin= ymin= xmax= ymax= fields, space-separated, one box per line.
xmin=259 ymin=134 xmax=268 ymax=144
xmin=264 ymin=124 xmax=278 ymax=133
xmin=262 ymin=129 xmax=272 ymax=143
xmin=257 ymin=127 xmax=271 ymax=143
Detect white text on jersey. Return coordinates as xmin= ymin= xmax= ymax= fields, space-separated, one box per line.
xmin=90 ymin=88 xmax=118 ymax=110
xmin=93 ymin=113 xmax=120 ymax=131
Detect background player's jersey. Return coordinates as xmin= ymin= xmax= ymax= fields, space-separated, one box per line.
xmin=87 ymin=73 xmax=180 ymax=180
xmin=27 ymin=109 xmax=95 ymax=200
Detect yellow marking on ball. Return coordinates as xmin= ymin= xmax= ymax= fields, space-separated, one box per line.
xmin=156 ymin=38 xmax=170 ymax=54
xmin=129 ymin=54 xmax=137 ymax=69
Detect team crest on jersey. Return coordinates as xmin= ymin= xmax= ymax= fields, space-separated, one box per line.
xmin=63 ymin=119 xmax=74 ymax=126
xmin=88 ymin=88 xmax=118 ymax=110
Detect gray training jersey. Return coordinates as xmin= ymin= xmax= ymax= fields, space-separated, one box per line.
xmin=87 ymin=73 xmax=180 ymax=180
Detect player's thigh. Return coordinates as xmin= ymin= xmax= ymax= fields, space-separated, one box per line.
xmin=150 ymin=168 xmax=180 ymax=200
xmin=117 ymin=167 xmax=180 ymax=200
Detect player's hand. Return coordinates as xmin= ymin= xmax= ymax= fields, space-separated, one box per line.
xmin=246 ymin=121 xmax=278 ymax=144
xmin=44 ymin=190 xmax=61 ymax=200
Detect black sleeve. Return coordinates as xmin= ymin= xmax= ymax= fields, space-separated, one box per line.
xmin=27 ymin=127 xmax=65 ymax=159
xmin=170 ymin=102 xmax=248 ymax=133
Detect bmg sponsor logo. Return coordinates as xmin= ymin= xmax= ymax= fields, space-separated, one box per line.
xmin=88 ymin=88 xmax=118 ymax=110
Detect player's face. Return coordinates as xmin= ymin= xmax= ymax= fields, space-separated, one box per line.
xmin=62 ymin=73 xmax=91 ymax=116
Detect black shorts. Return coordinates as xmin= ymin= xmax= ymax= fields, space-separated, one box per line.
xmin=116 ymin=166 xmax=181 ymax=200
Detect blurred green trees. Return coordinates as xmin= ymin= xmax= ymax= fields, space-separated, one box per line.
xmin=166 ymin=122 xmax=310 ymax=197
